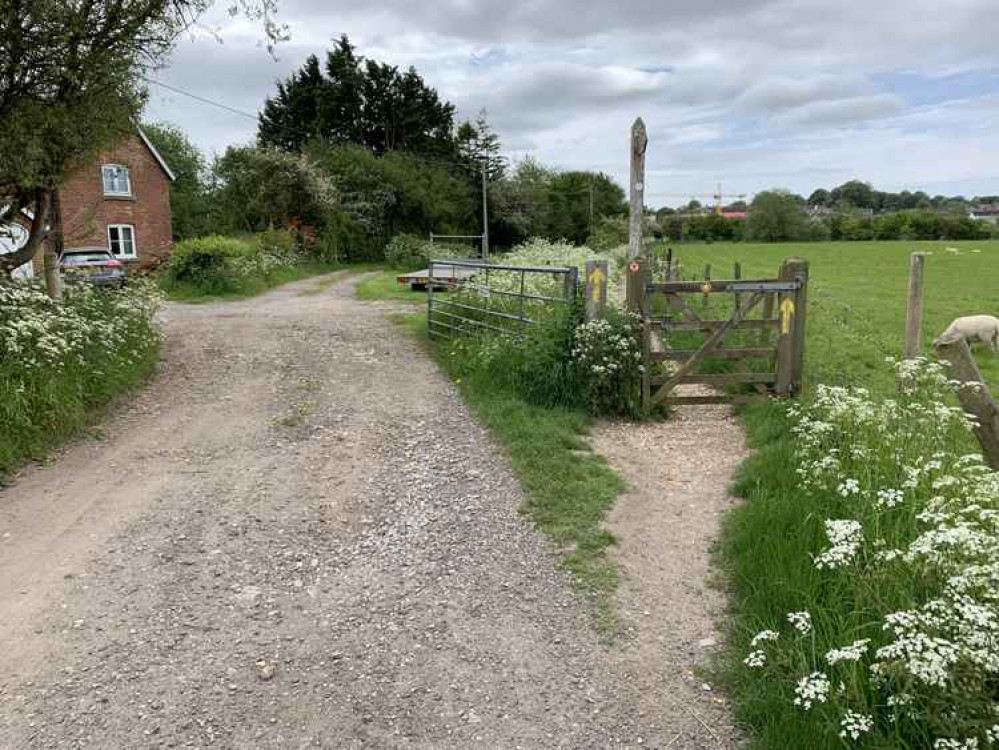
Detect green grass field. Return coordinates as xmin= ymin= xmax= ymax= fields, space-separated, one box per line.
xmin=659 ymin=240 xmax=999 ymax=390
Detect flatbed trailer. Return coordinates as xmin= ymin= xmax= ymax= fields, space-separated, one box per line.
xmin=396 ymin=265 xmax=478 ymax=291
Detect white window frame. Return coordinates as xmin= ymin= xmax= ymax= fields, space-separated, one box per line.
xmin=107 ymin=224 xmax=137 ymax=259
xmin=101 ymin=164 xmax=132 ymax=197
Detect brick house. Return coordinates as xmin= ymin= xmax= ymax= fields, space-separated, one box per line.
xmin=13 ymin=128 xmax=175 ymax=277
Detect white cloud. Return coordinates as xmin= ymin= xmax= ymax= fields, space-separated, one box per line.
xmin=143 ymin=0 xmax=999 ymax=204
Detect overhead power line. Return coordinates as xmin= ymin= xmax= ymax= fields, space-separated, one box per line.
xmin=146 ymin=78 xmax=260 ymax=122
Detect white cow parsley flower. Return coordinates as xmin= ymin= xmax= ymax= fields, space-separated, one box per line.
xmin=826 ymin=639 xmax=871 ymax=665
xmin=839 ymin=711 xmax=874 ymax=740
xmin=750 ymin=629 xmax=779 ymax=646
xmin=788 ymin=611 xmax=813 ymax=635
xmin=793 ymin=672 xmax=830 ymax=711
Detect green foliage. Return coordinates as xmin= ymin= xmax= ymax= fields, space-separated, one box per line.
xmin=307 ymin=143 xmax=477 ymax=261
xmin=210 ymin=146 xmax=338 ymax=236
xmin=572 ymin=309 xmax=644 ymax=418
xmin=747 ymin=190 xmax=809 ymax=242
xmin=587 ymin=216 xmax=628 ymax=251
xmin=160 ymin=229 xmax=330 ymax=299
xmin=683 ymin=212 xmax=746 ymax=242
xmin=0 ymin=280 xmax=161 ymax=475
xmin=384 ymin=233 xmax=431 ymax=270
xmin=823 ymin=210 xmax=990 ymax=242
xmin=163 ymin=235 xmax=250 ymax=294
xmin=456 ymin=110 xmax=506 ymax=180
xmin=140 ymin=122 xmax=211 ymax=241
xmin=258 ymin=34 xmax=456 ymax=157
xmin=492 ymin=161 xmax=627 ymax=248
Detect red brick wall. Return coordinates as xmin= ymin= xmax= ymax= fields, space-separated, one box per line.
xmin=31 ymin=134 xmax=173 ymax=273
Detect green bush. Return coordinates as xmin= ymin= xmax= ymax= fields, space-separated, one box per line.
xmin=587 ymin=216 xmax=628 ymax=251
xmin=255 ymin=227 xmax=299 ymax=259
xmin=571 ymin=308 xmax=643 ymax=417
xmin=163 ymin=235 xmax=252 ymax=294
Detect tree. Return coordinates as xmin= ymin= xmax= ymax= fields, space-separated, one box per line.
xmin=210 ymin=146 xmax=338 ymax=236
xmin=746 ymin=190 xmax=808 ymax=242
xmin=807 ymin=189 xmax=831 ymax=208
xmin=141 ymin=121 xmax=210 ymax=240
xmin=0 ymin=0 xmax=282 ymax=297
xmin=456 ymin=110 xmax=506 ymax=180
xmin=258 ymin=36 xmax=457 ymax=157
xmin=830 ymin=180 xmax=877 ymax=210
xmin=545 ymin=171 xmax=626 ymax=245
xmin=257 ymin=54 xmax=330 ymax=151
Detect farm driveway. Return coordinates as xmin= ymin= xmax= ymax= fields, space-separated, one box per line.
xmin=0 ymin=272 xmax=738 ymax=748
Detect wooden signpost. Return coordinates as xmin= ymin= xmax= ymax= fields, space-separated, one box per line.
xmin=628 ymin=118 xmax=647 ymax=260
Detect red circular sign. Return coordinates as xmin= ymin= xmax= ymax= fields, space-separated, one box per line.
xmin=629 ymin=261 xmax=640 ymax=272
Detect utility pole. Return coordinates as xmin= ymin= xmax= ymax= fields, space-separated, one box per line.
xmin=628 ymin=117 xmax=648 ymax=259
xmin=588 ymin=181 xmax=595 ymax=237
xmin=481 ymin=163 xmax=489 ymax=260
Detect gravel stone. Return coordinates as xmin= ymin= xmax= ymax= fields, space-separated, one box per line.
xmin=0 ymin=273 xmax=740 ymax=748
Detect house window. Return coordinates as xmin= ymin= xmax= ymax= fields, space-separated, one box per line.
xmin=107 ymin=224 xmax=137 ymax=259
xmin=101 ymin=165 xmax=132 ymax=197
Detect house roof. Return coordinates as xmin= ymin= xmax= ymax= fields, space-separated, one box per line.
xmin=136 ymin=127 xmax=177 ymax=182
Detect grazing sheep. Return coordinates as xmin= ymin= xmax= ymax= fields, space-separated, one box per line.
xmin=934 ymin=315 xmax=999 ymax=351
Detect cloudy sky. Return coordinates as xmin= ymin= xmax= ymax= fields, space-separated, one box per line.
xmin=145 ymin=0 xmax=999 ymax=206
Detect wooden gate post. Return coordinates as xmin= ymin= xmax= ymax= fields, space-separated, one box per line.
xmin=935 ymin=335 xmax=999 ymax=469
xmin=904 ymin=252 xmax=927 ymax=359
xmin=775 ymin=258 xmax=809 ymax=395
xmin=585 ymin=260 xmax=608 ymax=320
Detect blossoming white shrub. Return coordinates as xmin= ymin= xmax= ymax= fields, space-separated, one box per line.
xmin=572 ymin=309 xmax=643 ymax=417
xmin=497 ymin=237 xmax=628 ymax=301
xmin=744 ymin=358 xmax=999 ymax=747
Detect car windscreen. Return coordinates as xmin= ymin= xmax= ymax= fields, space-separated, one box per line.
xmin=61 ymin=253 xmax=111 ymax=266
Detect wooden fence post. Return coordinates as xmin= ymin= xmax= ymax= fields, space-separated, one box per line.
xmin=733 ymin=261 xmax=742 ymax=315
xmin=585 ymin=260 xmax=608 ymax=320
xmin=775 ymin=258 xmax=809 ymax=395
xmin=628 ymin=118 xmax=648 ymax=260
xmin=904 ymin=252 xmax=927 ymax=359
xmin=935 ymin=336 xmax=999 ymax=469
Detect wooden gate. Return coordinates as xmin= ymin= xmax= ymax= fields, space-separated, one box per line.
xmin=627 ymin=257 xmax=809 ymax=409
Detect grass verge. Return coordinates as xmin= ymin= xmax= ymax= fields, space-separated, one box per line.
xmin=698 ymin=239 xmax=999 ymax=747
xmin=1 ymin=283 xmax=161 ymax=478
xmin=354 ymin=269 xmax=428 ymax=303
xmin=388 ymin=308 xmax=625 ymax=633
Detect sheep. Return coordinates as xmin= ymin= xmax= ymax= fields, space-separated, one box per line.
xmin=934 ymin=315 xmax=999 ymax=351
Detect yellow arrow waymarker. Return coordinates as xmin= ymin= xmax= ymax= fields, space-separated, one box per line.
xmin=589 ymin=267 xmax=606 ymax=301
xmin=780 ymin=298 xmax=795 ymax=334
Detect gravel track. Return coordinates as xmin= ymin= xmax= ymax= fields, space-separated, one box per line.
xmin=0 ymin=273 xmax=739 ymax=749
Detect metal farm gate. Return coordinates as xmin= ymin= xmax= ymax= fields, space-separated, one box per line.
xmin=627 ymin=257 xmax=809 ymax=409
xmin=426 ymin=259 xmax=578 ymax=340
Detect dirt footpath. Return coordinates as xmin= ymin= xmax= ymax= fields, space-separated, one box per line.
xmin=0 ymin=273 xmax=741 ymax=748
